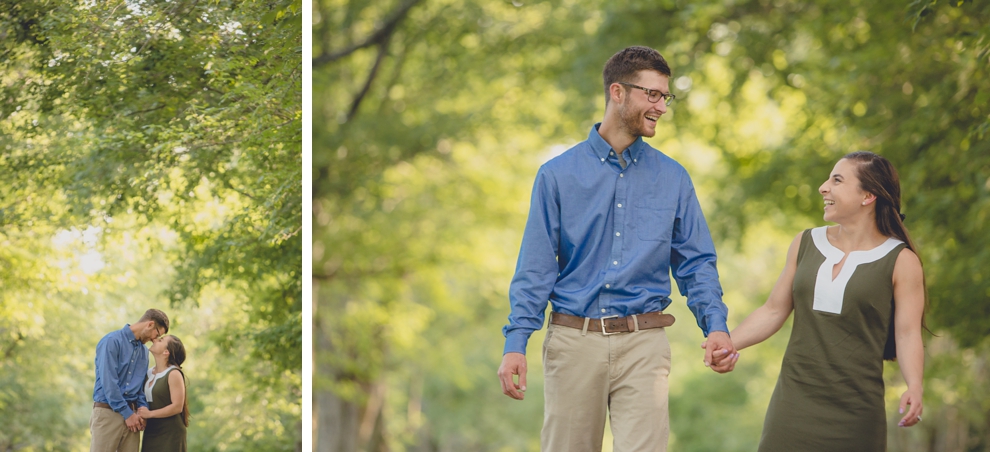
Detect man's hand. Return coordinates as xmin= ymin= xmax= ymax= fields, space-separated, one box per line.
xmin=498 ymin=352 xmax=528 ymax=400
xmin=125 ymin=413 xmax=143 ymax=432
xmin=702 ymin=331 xmax=738 ymax=373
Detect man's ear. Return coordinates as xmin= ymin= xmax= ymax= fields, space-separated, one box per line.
xmin=609 ymin=83 xmax=625 ymax=105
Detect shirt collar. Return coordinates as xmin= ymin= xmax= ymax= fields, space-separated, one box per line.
xmin=122 ymin=324 xmax=141 ymax=344
xmin=589 ymin=123 xmax=643 ymax=166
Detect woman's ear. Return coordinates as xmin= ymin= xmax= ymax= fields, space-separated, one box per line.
xmin=862 ymin=193 xmax=877 ymax=206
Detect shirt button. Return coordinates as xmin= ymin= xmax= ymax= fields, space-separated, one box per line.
xmin=605 ymin=284 xmax=611 ymax=289
xmin=601 ymin=309 xmax=606 ymax=313
xmin=617 ymin=203 xmax=622 ymax=208
xmin=613 ymin=261 xmax=618 ymax=265
xmin=634 ymin=159 xmax=637 ymax=163
xmin=610 ymin=151 xmax=614 ymax=155
xmin=601 ymin=158 xmax=605 ymax=162
xmin=615 ymin=232 xmax=621 ymax=236
xmin=620 ymin=174 xmax=624 ymax=178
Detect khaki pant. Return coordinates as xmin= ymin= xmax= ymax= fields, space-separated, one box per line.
xmin=541 ymin=322 xmax=672 ymax=452
xmin=90 ymin=406 xmax=140 ymax=452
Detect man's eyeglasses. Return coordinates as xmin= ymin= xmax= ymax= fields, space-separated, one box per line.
xmin=618 ymin=82 xmax=676 ymax=106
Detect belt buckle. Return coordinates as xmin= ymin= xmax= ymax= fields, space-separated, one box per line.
xmin=600 ymin=315 xmax=620 ymax=335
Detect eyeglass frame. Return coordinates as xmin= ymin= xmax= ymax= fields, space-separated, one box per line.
xmin=617 ymin=82 xmax=676 ymax=106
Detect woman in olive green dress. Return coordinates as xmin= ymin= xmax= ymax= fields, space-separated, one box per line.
xmin=138 ymin=335 xmax=188 ymax=451
xmin=710 ymin=152 xmax=926 ymax=451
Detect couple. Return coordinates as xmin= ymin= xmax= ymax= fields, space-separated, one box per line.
xmin=498 ymin=46 xmax=926 ymax=451
xmin=90 ymin=309 xmax=189 ymax=452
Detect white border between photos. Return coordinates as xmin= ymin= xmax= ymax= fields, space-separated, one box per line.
xmin=302 ymin=0 xmax=313 ymax=449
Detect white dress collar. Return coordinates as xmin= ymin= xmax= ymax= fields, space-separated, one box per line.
xmin=810 ymin=226 xmax=903 ymax=314
xmin=144 ymin=365 xmax=178 ymax=403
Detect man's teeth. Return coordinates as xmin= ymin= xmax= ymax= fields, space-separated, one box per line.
xmin=646 ymin=115 xmax=659 ymax=121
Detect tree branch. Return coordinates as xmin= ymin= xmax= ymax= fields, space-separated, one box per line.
xmin=124 ymin=105 xmax=166 ymax=117
xmin=312 ymin=0 xmax=422 ymax=67
xmin=347 ymin=43 xmax=388 ymax=121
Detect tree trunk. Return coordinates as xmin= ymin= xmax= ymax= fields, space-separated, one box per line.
xmin=316 ymin=387 xmax=360 ymax=452
xmin=314 ymin=283 xmax=360 ymax=452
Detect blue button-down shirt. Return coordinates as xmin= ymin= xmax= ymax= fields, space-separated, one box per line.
xmin=503 ymin=124 xmax=728 ymax=355
xmin=93 ymin=324 xmax=149 ymax=419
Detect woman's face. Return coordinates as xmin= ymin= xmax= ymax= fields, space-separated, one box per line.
xmin=150 ymin=335 xmax=170 ymax=355
xmin=819 ymin=158 xmax=870 ymax=223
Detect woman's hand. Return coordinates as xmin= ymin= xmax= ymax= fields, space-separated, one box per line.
xmin=897 ymin=387 xmax=923 ymax=427
xmin=137 ymin=406 xmax=153 ymax=419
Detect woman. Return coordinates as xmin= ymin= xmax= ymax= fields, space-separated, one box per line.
xmin=138 ymin=335 xmax=189 ymax=451
xmin=715 ymin=151 xmax=926 ymax=451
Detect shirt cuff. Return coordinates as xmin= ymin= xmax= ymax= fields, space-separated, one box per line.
xmin=503 ymin=331 xmax=531 ymax=356
xmin=119 ymin=406 xmax=135 ymax=420
xmin=704 ymin=315 xmax=729 ymax=337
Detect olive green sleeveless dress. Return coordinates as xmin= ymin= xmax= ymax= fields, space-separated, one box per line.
xmin=759 ymin=227 xmax=904 ymax=452
xmin=141 ymin=367 xmax=187 ymax=452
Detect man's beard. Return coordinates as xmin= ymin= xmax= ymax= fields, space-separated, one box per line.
xmin=619 ymin=104 xmax=654 ymax=138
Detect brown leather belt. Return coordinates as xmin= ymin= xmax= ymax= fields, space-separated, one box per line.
xmin=550 ymin=311 xmax=675 ymax=335
xmin=94 ymin=402 xmax=137 ymax=411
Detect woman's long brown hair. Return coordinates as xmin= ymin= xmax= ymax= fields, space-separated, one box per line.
xmin=843 ymin=151 xmax=929 ymax=360
xmin=165 ymin=335 xmax=190 ymax=427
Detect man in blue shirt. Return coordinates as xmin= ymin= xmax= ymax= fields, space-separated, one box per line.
xmin=91 ymin=309 xmax=169 ymax=452
xmin=498 ymin=46 xmax=738 ymax=451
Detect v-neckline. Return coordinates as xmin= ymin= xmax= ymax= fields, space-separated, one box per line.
xmin=809 ymin=227 xmax=903 ymax=314
xmin=819 ymin=228 xmax=894 ymax=281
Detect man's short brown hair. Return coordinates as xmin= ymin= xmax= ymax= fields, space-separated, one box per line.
xmin=602 ymin=46 xmax=672 ymax=106
xmin=139 ymin=309 xmax=169 ymax=334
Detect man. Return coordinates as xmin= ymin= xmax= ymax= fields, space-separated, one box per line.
xmin=91 ymin=309 xmax=169 ymax=452
xmin=497 ymin=46 xmax=738 ymax=452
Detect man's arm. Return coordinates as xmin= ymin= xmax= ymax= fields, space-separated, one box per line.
xmin=668 ymin=173 xmax=736 ymax=372
xmin=499 ymin=167 xmax=561 ymax=399
xmin=96 ymin=338 xmax=137 ymax=420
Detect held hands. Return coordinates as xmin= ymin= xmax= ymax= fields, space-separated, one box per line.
xmin=700 ymin=331 xmax=739 ymax=373
xmin=125 ymin=413 xmax=145 ymax=432
xmin=897 ymin=387 xmax=923 ymax=428
xmin=498 ymin=352 xmax=528 ymax=400
xmin=137 ymin=406 xmax=153 ymax=420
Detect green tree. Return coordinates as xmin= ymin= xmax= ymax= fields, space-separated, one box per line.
xmin=316 ymin=0 xmax=990 ymax=450
xmin=1 ymin=0 xmax=302 ymax=449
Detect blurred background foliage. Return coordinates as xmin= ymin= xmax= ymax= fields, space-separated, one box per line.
xmin=315 ymin=0 xmax=990 ymax=450
xmin=1 ymin=0 xmax=301 ymax=450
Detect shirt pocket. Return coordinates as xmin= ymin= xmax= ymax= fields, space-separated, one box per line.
xmin=633 ymin=206 xmax=675 ymax=242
